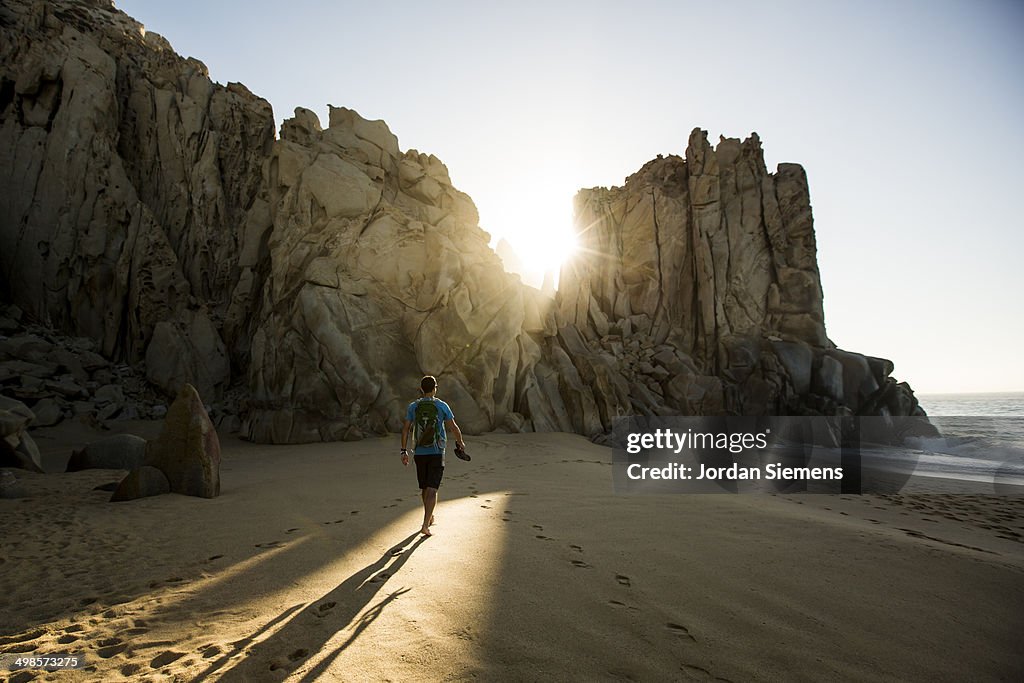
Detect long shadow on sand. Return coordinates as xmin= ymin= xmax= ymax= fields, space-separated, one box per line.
xmin=193 ymin=532 xmax=428 ymax=681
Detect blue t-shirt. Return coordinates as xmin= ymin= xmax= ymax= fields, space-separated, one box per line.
xmin=406 ymin=397 xmax=455 ymax=456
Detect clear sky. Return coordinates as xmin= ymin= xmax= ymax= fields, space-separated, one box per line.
xmin=116 ymin=0 xmax=1023 ymax=394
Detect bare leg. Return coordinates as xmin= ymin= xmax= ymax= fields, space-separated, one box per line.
xmin=419 ymin=488 xmax=437 ymax=525
xmin=421 ymin=487 xmax=438 ymax=536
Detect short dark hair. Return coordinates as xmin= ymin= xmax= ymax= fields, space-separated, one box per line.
xmin=420 ymin=375 xmax=437 ymax=393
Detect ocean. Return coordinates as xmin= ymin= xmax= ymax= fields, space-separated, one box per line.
xmin=904 ymin=393 xmax=1024 ymax=492
xmin=918 ymin=392 xmax=1024 ymax=418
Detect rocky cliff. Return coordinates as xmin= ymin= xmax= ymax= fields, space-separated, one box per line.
xmin=0 ymin=0 xmax=273 ymax=402
xmin=0 ymin=0 xmax=925 ymax=444
xmin=240 ymin=105 xmax=555 ymax=442
xmin=556 ymin=131 xmax=920 ymax=423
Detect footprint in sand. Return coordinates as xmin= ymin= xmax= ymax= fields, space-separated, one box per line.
xmin=351 ymin=510 xmax=359 ymax=515
xmin=665 ymin=623 xmax=697 ymax=642
xmin=206 ymin=554 xmax=224 ymax=562
xmin=571 ymin=560 xmax=592 ymax=568
xmin=97 ymin=638 xmax=128 ymax=658
xmin=202 ymin=645 xmax=222 ymax=659
xmin=285 ymin=528 xmax=300 ymax=534
xmin=58 ymin=634 xmax=80 ymax=644
xmin=150 ymin=650 xmax=185 ymax=668
xmin=288 ymin=648 xmax=308 ymax=662
xmin=315 ymin=601 xmax=336 ymax=617
xmin=480 ymin=505 xmax=491 ymax=509
xmin=607 ymin=600 xmax=639 ymax=611
xmin=532 ymin=525 xmax=544 ymax=531
xmin=255 ymin=541 xmax=285 ymax=549
xmin=570 ymin=544 xmax=583 ymax=552
xmin=616 ymin=574 xmax=632 ymax=587
xmin=390 ymin=547 xmax=405 ymax=556
xmin=535 ymin=535 xmax=552 ymax=541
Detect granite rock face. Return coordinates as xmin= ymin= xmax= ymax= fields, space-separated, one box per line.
xmin=240 ymin=107 xmax=551 ymax=442
xmin=0 ymin=0 xmax=274 ymax=400
xmin=554 ymin=131 xmax=924 ymax=423
xmin=0 ymin=1 xmax=925 ymax=445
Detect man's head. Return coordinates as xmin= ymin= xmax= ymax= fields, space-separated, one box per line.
xmin=420 ymin=375 xmax=437 ymax=395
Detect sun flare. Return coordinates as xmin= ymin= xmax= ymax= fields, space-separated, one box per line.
xmin=492 ymin=225 xmax=577 ymax=290
xmin=480 ymin=180 xmax=582 ymax=290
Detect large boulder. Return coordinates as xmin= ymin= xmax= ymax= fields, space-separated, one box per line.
xmin=143 ymin=383 xmax=220 ymax=497
xmin=66 ymin=433 xmax=147 ymax=472
xmin=110 ymin=465 xmax=171 ymax=502
xmin=0 ymin=395 xmax=43 ymax=472
xmin=145 ymin=311 xmax=230 ymax=400
xmin=30 ymin=397 xmax=63 ymax=427
xmin=0 ymin=469 xmax=30 ymax=499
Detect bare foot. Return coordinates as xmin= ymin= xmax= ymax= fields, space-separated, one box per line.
xmin=420 ymin=526 xmax=433 ymax=537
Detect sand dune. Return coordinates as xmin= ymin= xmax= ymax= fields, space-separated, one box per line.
xmin=1 ymin=427 xmax=1022 ymax=681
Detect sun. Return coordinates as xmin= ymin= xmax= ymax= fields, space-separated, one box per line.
xmin=492 ymin=225 xmax=578 ymax=290
xmin=474 ymin=172 xmax=583 ymax=290
xmin=534 ymin=226 xmax=579 ymax=274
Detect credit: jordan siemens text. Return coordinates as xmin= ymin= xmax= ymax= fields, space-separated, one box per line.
xmin=626 ymin=463 xmax=844 ymax=480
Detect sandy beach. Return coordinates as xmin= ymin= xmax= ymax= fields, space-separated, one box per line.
xmin=0 ymin=424 xmax=1021 ymax=682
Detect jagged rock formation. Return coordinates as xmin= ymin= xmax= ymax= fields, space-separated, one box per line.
xmin=556 ymin=131 xmax=922 ymax=422
xmin=241 ymin=106 xmax=555 ymax=441
xmin=0 ymin=0 xmax=273 ymax=401
xmin=0 ymin=0 xmax=926 ymax=446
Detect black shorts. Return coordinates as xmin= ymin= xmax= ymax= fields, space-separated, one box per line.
xmin=414 ymin=455 xmax=444 ymax=490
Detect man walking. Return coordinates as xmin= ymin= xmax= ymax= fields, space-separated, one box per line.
xmin=401 ymin=375 xmax=466 ymax=536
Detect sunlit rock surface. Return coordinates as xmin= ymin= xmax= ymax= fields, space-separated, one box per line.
xmin=559 ymin=131 xmax=921 ymax=422
xmin=242 ymin=106 xmax=553 ymax=442
xmin=0 ymin=0 xmax=925 ymax=443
